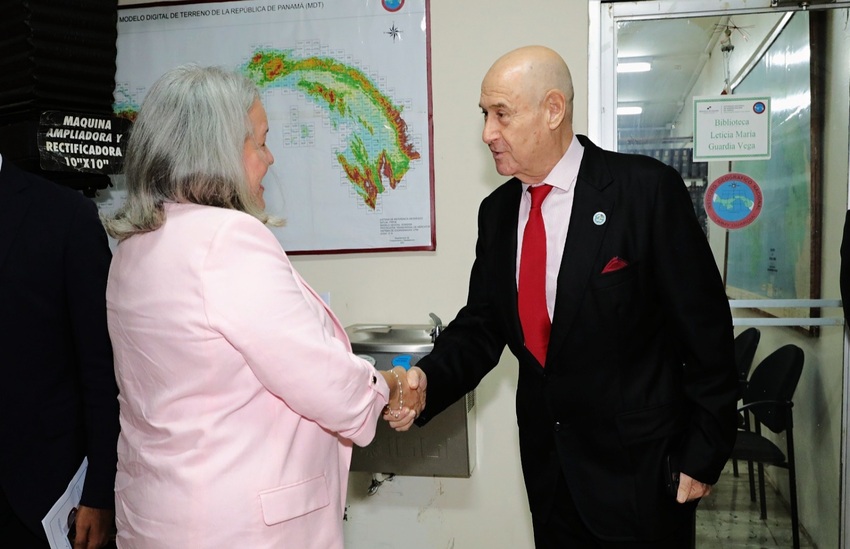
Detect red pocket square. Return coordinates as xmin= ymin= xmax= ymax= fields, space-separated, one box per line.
xmin=602 ymin=256 xmax=629 ymax=273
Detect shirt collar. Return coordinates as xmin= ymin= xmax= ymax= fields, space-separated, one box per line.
xmin=523 ymin=134 xmax=583 ymax=193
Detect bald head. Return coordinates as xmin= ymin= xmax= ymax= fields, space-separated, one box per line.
xmin=479 ymin=46 xmax=574 ymax=184
xmin=485 ymin=46 xmax=574 ymax=121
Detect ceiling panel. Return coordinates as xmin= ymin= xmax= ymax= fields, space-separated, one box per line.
xmin=616 ymin=16 xmax=724 ymax=146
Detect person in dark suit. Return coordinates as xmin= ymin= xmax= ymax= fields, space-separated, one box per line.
xmin=841 ymin=210 xmax=850 ymax=326
xmin=408 ymin=46 xmax=738 ymax=547
xmin=0 ymin=153 xmax=119 ymax=549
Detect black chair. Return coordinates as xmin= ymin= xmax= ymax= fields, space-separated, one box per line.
xmin=729 ymin=344 xmax=804 ymax=549
xmin=734 ymin=327 xmax=761 ymax=397
xmin=731 ymin=328 xmax=761 ymax=480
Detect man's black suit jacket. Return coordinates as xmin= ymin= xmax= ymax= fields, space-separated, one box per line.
xmin=416 ymin=135 xmax=738 ymax=542
xmin=0 ymin=158 xmax=119 ymax=537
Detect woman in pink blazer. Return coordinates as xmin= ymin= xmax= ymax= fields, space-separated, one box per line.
xmin=104 ymin=65 xmax=420 ymax=549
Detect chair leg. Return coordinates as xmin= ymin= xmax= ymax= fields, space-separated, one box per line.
xmin=748 ymin=459 xmax=756 ymax=502
xmin=789 ymin=470 xmax=800 ymax=549
xmin=757 ymin=462 xmax=767 ymax=520
xmin=787 ymin=431 xmax=800 ymax=549
xmin=732 ymin=458 xmax=739 ymax=477
xmin=742 ymin=410 xmax=756 ymax=501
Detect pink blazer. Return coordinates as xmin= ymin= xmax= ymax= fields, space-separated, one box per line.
xmin=107 ymin=203 xmax=389 ymax=549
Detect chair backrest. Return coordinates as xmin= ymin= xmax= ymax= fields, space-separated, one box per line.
xmin=734 ymin=327 xmax=761 ymax=382
xmin=743 ymin=344 xmax=804 ymax=434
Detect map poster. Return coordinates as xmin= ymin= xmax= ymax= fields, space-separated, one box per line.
xmin=723 ymin=11 xmax=822 ymax=332
xmin=115 ymin=0 xmax=434 ymax=254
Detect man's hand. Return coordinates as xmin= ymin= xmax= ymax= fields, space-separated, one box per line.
xmin=676 ymin=472 xmax=711 ymax=503
xmin=71 ymin=505 xmax=114 ymax=549
xmin=382 ymin=366 xmax=427 ymax=431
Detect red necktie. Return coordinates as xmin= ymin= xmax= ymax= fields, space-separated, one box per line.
xmin=518 ymin=184 xmax=553 ymax=367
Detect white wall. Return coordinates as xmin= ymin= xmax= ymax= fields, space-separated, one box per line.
xmin=115 ymin=1 xmax=587 ymax=547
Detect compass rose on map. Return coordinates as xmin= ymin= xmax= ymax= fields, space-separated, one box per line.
xmin=386 ymin=23 xmax=402 ymax=41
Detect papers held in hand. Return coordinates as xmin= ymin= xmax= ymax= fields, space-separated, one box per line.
xmin=42 ymin=457 xmax=87 ymax=549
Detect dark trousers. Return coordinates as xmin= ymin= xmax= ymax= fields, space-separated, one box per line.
xmin=531 ymin=468 xmax=697 ymax=549
xmin=0 ymin=487 xmax=50 ymax=549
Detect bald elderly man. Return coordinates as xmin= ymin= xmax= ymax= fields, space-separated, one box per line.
xmin=410 ymin=46 xmax=738 ymax=547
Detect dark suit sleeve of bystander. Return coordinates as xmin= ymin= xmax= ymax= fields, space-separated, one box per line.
xmin=65 ymin=196 xmax=120 ymax=511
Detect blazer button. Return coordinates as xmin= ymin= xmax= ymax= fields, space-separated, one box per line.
xmin=553 ymin=421 xmax=562 ymax=432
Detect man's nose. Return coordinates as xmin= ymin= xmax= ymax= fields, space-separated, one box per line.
xmin=482 ymin=119 xmax=497 ymax=144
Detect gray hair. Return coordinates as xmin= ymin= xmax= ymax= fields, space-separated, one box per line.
xmin=104 ymin=64 xmax=269 ymax=240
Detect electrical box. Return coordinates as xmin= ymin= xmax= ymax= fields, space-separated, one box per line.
xmin=346 ymin=322 xmax=476 ymax=478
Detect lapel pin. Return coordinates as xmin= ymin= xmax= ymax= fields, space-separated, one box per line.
xmin=593 ymin=212 xmax=607 ymax=226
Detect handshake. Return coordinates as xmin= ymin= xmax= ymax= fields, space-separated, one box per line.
xmin=379 ymin=366 xmax=427 ymax=432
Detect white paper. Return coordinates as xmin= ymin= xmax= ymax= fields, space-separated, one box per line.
xmin=42 ymin=457 xmax=87 ymax=549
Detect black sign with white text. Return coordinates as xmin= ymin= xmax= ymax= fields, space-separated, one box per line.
xmin=37 ymin=111 xmax=130 ymax=174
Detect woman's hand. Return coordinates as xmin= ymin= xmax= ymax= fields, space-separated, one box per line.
xmin=380 ymin=366 xmax=427 ymax=431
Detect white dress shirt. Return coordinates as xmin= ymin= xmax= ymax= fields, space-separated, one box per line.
xmin=516 ymin=134 xmax=584 ymax=320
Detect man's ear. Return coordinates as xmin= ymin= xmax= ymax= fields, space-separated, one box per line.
xmin=545 ymin=90 xmax=566 ymax=129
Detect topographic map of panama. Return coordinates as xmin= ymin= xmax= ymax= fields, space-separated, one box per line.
xmin=113 ymin=0 xmax=433 ymax=253
xmin=115 ymin=49 xmax=421 ymax=210
xmin=244 ymin=49 xmax=420 ymax=209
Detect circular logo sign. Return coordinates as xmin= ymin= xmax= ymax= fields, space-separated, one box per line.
xmin=752 ymin=101 xmax=766 ymax=114
xmin=704 ymin=172 xmax=763 ymax=230
xmin=382 ymin=0 xmax=404 ymax=12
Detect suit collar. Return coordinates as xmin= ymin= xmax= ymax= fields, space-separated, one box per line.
xmin=488 ymin=181 xmax=526 ymax=351
xmin=498 ymin=138 xmax=616 ymax=367
xmin=547 ymin=135 xmax=615 ymax=363
xmin=575 ymin=135 xmax=614 ymax=192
